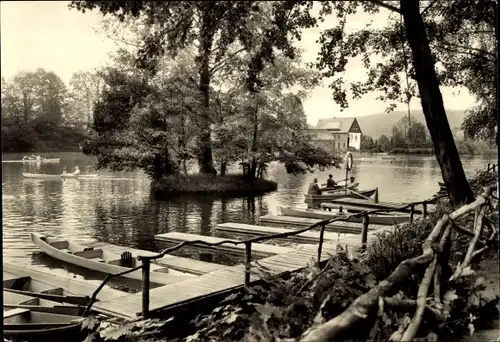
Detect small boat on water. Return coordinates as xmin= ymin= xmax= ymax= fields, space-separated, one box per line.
xmin=22 ymin=173 xmax=98 ymax=180
xmin=31 ymin=233 xmax=196 ymax=286
xmin=3 ymin=158 xmax=61 ymax=164
xmin=321 ymin=182 xmax=359 ymax=192
xmin=279 ymin=207 xmax=411 ymax=226
xmin=3 ymin=308 xmax=84 ymax=342
xmin=4 ymin=271 xmax=91 ymax=306
xmin=321 ymin=197 xmax=423 ymax=215
xmin=304 ymin=188 xmax=379 ymax=208
xmin=4 ymin=290 xmax=85 ymax=316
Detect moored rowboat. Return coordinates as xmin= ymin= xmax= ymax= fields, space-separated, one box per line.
xmin=3 ymin=308 xmax=84 ymax=342
xmin=3 ymin=271 xmax=91 ymax=306
xmin=279 ymin=207 xmax=410 ymax=226
xmin=4 ymin=290 xmax=85 ymax=316
xmin=22 ymin=173 xmax=98 ymax=180
xmin=31 ymin=233 xmax=196 ymax=286
xmin=3 ymin=158 xmax=61 ymax=163
xmin=304 ymin=188 xmax=378 ymax=208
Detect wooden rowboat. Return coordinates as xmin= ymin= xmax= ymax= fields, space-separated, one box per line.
xmin=321 ymin=182 xmax=359 ymax=192
xmin=279 ymin=207 xmax=410 ymax=226
xmin=3 ymin=158 xmax=61 ymax=163
xmin=31 ymin=233 xmax=196 ymax=286
xmin=22 ymin=173 xmax=98 ymax=180
xmin=3 ymin=308 xmax=84 ymax=342
xmin=4 ymin=290 xmax=85 ymax=316
xmin=321 ymin=198 xmax=423 ymax=215
xmin=304 ymin=188 xmax=378 ymax=208
xmin=4 ymin=271 xmax=91 ymax=306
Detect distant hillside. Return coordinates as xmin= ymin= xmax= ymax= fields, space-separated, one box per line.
xmin=357 ymin=109 xmax=468 ymax=139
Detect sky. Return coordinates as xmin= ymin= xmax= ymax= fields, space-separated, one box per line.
xmin=1 ymin=1 xmax=477 ymax=125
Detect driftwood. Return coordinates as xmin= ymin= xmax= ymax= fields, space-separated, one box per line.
xmin=301 ymin=186 xmax=497 ymax=342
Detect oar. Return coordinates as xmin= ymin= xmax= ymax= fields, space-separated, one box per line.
xmin=349 ymin=189 xmax=374 ymax=201
xmin=3 ymin=288 xmax=91 ymax=306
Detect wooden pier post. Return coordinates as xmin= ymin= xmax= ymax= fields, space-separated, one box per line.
xmin=410 ymin=204 xmax=415 ymax=223
xmin=141 ymin=259 xmax=151 ymax=318
xmin=317 ymin=224 xmax=326 ymax=268
xmin=361 ymin=213 xmax=369 ymax=253
xmin=423 ymin=202 xmax=428 ymax=219
xmin=244 ymin=242 xmax=252 ymax=290
xmin=339 ymin=206 xmax=343 ymax=213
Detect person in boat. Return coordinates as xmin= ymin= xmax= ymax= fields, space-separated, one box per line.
xmin=72 ymin=166 xmax=80 ymax=176
xmin=326 ymin=174 xmax=337 ymax=188
xmin=22 ymin=156 xmax=29 ymax=160
xmin=347 ymin=176 xmax=356 ymax=186
xmin=308 ymin=178 xmax=322 ymax=195
xmin=62 ymin=167 xmax=68 ymax=175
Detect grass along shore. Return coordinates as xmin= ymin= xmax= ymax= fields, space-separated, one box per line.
xmin=151 ymin=174 xmax=278 ymax=198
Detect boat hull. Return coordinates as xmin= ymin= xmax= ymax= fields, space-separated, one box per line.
xmin=3 ymin=158 xmax=61 ymax=163
xmin=279 ymin=207 xmax=410 ymax=225
xmin=304 ymin=188 xmax=378 ymax=208
xmin=22 ymin=173 xmax=98 ymax=180
xmin=3 ymin=310 xmax=83 ymax=342
xmin=31 ymin=233 xmax=194 ymax=285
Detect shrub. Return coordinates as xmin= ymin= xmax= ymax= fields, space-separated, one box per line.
xmin=151 ymin=174 xmax=278 ymax=197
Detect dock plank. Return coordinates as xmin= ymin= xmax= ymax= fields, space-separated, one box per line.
xmin=154 ymin=232 xmax=293 ymax=258
xmin=259 ymin=215 xmax=385 ymax=233
xmin=216 ymin=222 xmax=341 ymax=243
xmin=90 ymin=243 xmax=224 ymax=275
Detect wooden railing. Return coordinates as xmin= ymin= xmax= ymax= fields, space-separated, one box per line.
xmin=84 ymin=195 xmax=442 ymax=318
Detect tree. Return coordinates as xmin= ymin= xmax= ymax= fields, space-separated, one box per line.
xmin=360 ymin=135 xmax=375 ymax=151
xmin=66 ymin=70 xmax=103 ymax=125
xmin=377 ymin=134 xmax=391 ymax=151
xmin=1 ymin=69 xmax=87 ymax=152
xmin=70 ymin=1 xmax=319 ymax=175
xmin=314 ymin=0 xmax=476 ymax=204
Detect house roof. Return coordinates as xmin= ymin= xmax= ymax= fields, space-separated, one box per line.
xmin=315 ymin=117 xmax=356 ymax=133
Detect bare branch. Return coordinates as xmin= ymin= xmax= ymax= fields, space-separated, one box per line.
xmin=209 ymin=47 xmax=246 ymax=75
xmin=368 ymin=0 xmax=401 ymax=13
xmin=420 ymin=0 xmax=439 ymax=17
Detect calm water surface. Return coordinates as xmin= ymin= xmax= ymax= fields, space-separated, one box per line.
xmin=1 ymin=152 xmax=495 ymax=282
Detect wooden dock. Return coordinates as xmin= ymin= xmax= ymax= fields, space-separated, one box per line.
xmin=92 ymin=224 xmax=396 ymax=320
xmin=259 ymin=215 xmax=386 ymax=234
xmin=154 ymin=232 xmax=294 ymax=258
xmin=216 ymin=222 xmax=343 ymax=244
xmin=89 ymin=242 xmax=225 ymax=276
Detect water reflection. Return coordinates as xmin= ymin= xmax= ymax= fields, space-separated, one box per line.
xmin=2 ymin=152 xmax=496 ymax=274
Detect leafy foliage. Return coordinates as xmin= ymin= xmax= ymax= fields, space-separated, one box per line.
xmin=1 ymin=68 xmax=89 ymax=152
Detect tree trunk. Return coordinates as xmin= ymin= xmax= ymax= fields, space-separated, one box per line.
xmin=220 ymin=162 xmax=227 ymax=176
xmin=400 ymin=0 xmax=474 ymax=205
xmin=247 ymin=105 xmax=259 ymax=180
xmin=197 ymin=15 xmax=216 ymax=176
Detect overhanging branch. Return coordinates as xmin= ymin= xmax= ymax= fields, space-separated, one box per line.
xmin=368 ymin=0 xmax=401 ymax=13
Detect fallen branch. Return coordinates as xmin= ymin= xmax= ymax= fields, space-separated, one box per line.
xmin=402 ymin=224 xmax=451 ymax=341
xmin=300 ymin=215 xmax=449 ymax=341
xmin=368 ymin=297 xmax=384 ymax=340
xmin=450 ymin=220 xmax=474 ymax=236
xmin=382 ymin=297 xmax=442 ymax=324
xmin=449 ymin=205 xmax=488 ymax=281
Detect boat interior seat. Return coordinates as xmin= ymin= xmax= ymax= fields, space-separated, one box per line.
xmin=73 ymin=249 xmax=103 ymax=259
xmin=3 ymin=308 xmax=30 ymax=319
xmin=3 ymin=276 xmax=30 ymax=290
xmin=49 ymin=241 xmax=70 ymax=249
xmin=108 ymin=254 xmax=137 ymax=267
xmin=41 ymin=287 xmax=64 ymax=295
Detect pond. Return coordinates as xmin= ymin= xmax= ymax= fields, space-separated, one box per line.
xmin=2 ymin=151 xmax=494 ymax=283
